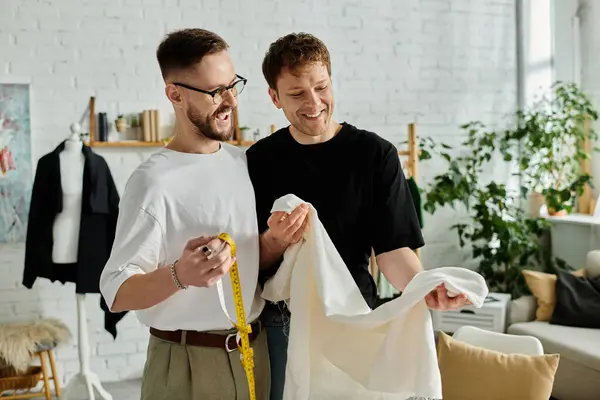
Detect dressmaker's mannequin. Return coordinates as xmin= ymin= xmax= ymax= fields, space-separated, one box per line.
xmin=53 ymin=129 xmax=83 ymax=264
xmin=59 ymin=123 xmax=112 ymax=400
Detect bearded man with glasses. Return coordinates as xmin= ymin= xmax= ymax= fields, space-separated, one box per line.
xmin=99 ymin=28 xmax=303 ymax=400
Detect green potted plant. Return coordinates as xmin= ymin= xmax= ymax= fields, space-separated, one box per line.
xmin=514 ymin=81 xmax=599 ymax=215
xmin=420 ymin=122 xmax=565 ymax=298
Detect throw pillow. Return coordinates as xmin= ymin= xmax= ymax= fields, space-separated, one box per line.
xmin=437 ymin=331 xmax=559 ymax=400
xmin=586 ymin=250 xmax=600 ymax=278
xmin=522 ymin=269 xmax=586 ymax=321
xmin=550 ymin=268 xmax=600 ymax=329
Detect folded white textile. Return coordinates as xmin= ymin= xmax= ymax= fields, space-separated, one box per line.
xmin=261 ymin=194 xmax=489 ymax=400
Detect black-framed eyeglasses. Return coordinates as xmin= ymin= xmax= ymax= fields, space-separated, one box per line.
xmin=172 ymin=75 xmax=247 ymax=105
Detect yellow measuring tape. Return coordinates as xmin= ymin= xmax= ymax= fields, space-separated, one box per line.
xmin=216 ymin=233 xmax=256 ymax=400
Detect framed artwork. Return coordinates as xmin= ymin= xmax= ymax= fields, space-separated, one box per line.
xmin=0 ymin=80 xmax=33 ymax=243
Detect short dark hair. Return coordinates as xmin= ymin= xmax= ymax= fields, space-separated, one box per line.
xmin=262 ymin=32 xmax=331 ymax=90
xmin=156 ymin=28 xmax=229 ymax=81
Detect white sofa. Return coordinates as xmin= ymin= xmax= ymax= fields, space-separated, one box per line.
xmin=507 ymin=295 xmax=600 ymax=400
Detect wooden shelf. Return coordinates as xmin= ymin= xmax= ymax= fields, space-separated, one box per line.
xmin=86 ymin=140 xmax=165 ymax=148
xmin=85 ymin=96 xmax=255 ymax=150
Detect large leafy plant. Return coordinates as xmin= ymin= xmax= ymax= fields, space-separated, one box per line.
xmin=419 ymin=122 xmax=564 ymax=298
xmin=416 ymin=81 xmax=597 ymax=297
xmin=514 ymin=81 xmax=598 ymax=213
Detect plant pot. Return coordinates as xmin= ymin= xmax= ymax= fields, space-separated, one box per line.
xmin=115 ymin=118 xmax=127 ymax=133
xmin=548 ymin=208 xmax=567 ymax=216
xmin=527 ymin=192 xmax=545 ymax=217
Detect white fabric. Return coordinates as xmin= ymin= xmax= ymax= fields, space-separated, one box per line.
xmin=262 ymin=194 xmax=489 ymax=400
xmin=99 ymin=144 xmax=264 ymax=331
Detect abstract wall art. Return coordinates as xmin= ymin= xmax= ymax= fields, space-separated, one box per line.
xmin=0 ymin=82 xmax=32 ymax=243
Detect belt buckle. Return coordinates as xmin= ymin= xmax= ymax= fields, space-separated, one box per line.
xmin=225 ymin=332 xmax=238 ymax=353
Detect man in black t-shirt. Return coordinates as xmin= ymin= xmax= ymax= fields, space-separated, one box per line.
xmin=247 ymin=32 xmax=470 ymax=400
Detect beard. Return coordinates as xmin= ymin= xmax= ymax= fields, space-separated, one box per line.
xmin=186 ymin=104 xmax=234 ymax=142
xmin=291 ymin=108 xmax=330 ymax=137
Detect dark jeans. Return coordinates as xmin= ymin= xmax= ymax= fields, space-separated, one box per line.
xmin=262 ymin=302 xmax=290 ymax=400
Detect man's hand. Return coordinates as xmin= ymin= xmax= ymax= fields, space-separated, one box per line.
xmin=259 ymin=204 xmax=309 ymax=270
xmin=264 ymin=203 xmax=309 ymax=250
xmin=425 ymin=283 xmax=471 ymax=310
xmin=175 ymin=236 xmax=235 ymax=288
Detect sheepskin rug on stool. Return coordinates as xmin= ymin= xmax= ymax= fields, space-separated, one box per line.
xmin=0 ymin=318 xmax=70 ymax=373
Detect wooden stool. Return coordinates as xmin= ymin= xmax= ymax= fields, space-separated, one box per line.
xmin=0 ymin=318 xmax=69 ymax=399
xmin=0 ymin=342 xmax=62 ymax=399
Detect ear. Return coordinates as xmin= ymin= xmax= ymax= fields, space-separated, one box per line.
xmin=165 ymin=84 xmax=184 ymax=108
xmin=268 ymin=87 xmax=281 ymax=109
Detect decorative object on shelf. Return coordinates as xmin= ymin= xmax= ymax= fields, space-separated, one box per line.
xmin=84 ymin=97 xmax=257 ymax=149
xmin=85 ymin=97 xmax=164 ymax=148
xmin=240 ymin=125 xmax=251 ymax=141
xmin=97 ymin=112 xmax=108 ymax=142
xmin=141 ymin=109 xmax=161 ymax=142
xmin=115 ymin=114 xmax=127 ymax=133
xmin=129 ymin=114 xmax=140 ymax=139
xmin=0 ymin=81 xmax=33 ymax=244
xmin=225 ymin=107 xmax=256 ymax=147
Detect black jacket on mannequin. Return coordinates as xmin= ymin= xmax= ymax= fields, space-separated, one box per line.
xmin=22 ymin=141 xmax=127 ymax=338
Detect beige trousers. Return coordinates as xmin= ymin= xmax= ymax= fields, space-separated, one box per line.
xmin=140 ymin=328 xmax=270 ymax=400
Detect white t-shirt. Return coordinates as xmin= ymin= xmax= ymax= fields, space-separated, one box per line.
xmin=99 ymin=144 xmax=264 ymax=331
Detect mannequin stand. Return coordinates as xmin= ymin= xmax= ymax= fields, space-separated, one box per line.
xmin=58 ymin=124 xmax=111 ymax=399
xmin=62 ymin=294 xmax=112 ymax=400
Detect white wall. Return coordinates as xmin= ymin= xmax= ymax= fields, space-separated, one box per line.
xmin=519 ymin=0 xmax=554 ymax=106
xmin=551 ymin=0 xmax=580 ymax=84
xmin=579 ymin=0 xmax=600 ymax=194
xmin=545 ymin=0 xmax=600 ymax=202
xmin=0 ymin=0 xmax=517 ymax=384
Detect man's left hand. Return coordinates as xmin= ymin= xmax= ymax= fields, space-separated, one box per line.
xmin=425 ymin=284 xmax=471 ymax=310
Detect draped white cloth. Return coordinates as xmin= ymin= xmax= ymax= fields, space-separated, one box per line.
xmin=261 ymin=194 xmax=489 ymax=400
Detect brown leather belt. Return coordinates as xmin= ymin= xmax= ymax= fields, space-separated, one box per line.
xmin=149 ymin=320 xmax=261 ymax=352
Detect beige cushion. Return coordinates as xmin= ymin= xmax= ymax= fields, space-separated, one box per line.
xmin=437 ymin=331 xmax=559 ymax=400
xmin=522 ymin=269 xmax=586 ymax=321
xmin=586 ymin=250 xmax=600 ymax=278
xmin=508 ymin=321 xmax=600 ymax=372
xmin=509 ymin=295 xmax=537 ymax=324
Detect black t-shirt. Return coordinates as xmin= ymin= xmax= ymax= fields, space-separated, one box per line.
xmin=246 ymin=122 xmax=424 ymax=308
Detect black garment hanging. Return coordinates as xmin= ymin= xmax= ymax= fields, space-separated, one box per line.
xmin=22 ymin=140 xmax=127 ymax=338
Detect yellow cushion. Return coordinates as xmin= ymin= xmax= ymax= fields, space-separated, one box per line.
xmin=437 ymin=331 xmax=559 ymax=400
xmin=522 ymin=269 xmax=586 ymax=321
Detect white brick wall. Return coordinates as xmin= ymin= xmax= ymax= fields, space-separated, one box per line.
xmin=0 ymin=0 xmax=517 ymax=384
